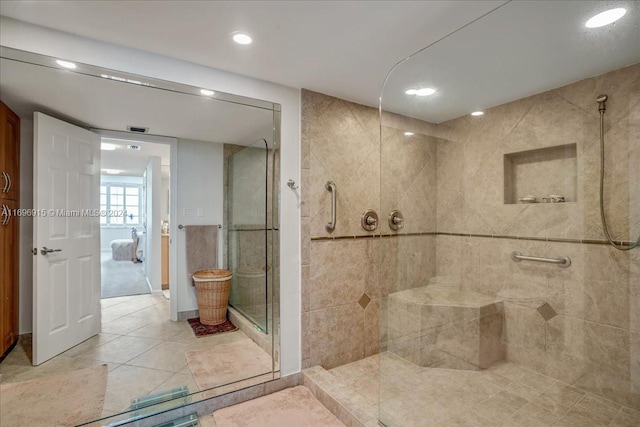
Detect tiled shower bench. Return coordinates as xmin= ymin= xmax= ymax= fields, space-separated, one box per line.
xmin=386 ymin=286 xmax=505 ymax=370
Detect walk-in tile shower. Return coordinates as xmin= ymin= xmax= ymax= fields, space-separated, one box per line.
xmin=378 ymin=1 xmax=639 ymax=425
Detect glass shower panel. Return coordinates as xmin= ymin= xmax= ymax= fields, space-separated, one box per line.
xmin=227 ymin=139 xmax=269 ymax=332
xmin=379 ymin=1 xmax=640 ymax=426
xmin=268 ymin=113 xmax=280 ymax=368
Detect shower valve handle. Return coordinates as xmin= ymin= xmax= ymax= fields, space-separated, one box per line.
xmin=361 ymin=210 xmax=378 ymax=231
xmin=388 ymin=210 xmax=404 ymax=231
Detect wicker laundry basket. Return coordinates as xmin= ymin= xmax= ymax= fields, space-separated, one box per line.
xmin=192 ymin=269 xmax=233 ymax=325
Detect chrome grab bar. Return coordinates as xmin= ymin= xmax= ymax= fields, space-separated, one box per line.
xmin=511 ymin=251 xmax=571 ymax=268
xmin=325 ymin=181 xmax=336 ymax=232
xmin=178 ymin=224 xmax=221 ymax=229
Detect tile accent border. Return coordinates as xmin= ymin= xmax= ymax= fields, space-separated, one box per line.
xmin=310 ymin=232 xmax=635 ymax=247
xmin=311 ymin=232 xmax=436 ymax=241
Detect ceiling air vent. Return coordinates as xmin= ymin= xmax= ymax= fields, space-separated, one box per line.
xmin=127 ymin=145 xmax=142 ymax=151
xmin=127 ymin=125 xmax=149 ymax=133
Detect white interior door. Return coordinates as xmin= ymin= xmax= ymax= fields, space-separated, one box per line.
xmin=33 ymin=112 xmax=101 ymax=365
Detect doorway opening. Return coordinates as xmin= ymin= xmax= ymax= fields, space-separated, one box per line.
xmin=99 ymin=136 xmax=171 ymax=302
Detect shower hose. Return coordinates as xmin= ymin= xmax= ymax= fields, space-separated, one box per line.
xmin=598 ymin=94 xmax=640 ymax=251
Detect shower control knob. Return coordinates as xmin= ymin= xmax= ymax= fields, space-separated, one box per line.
xmin=388 ymin=210 xmax=404 ymax=231
xmin=361 ymin=209 xmax=378 ymax=232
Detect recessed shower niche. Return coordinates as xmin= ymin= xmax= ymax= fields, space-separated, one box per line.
xmin=504 ymin=143 xmax=577 ymax=204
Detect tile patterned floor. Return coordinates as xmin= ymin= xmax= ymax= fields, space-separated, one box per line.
xmin=309 ymin=352 xmax=640 ymax=427
xmin=0 ymin=294 xmax=265 ymax=421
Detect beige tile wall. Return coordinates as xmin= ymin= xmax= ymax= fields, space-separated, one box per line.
xmin=432 ymin=63 xmax=640 ymax=409
xmin=434 ymin=63 xmax=640 ymax=241
xmin=440 ymin=233 xmax=640 ymax=404
xmin=300 ymin=90 xmax=437 ymax=369
xmin=301 ymin=63 xmax=639 ymax=409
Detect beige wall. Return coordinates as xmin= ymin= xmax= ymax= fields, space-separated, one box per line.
xmin=432 ymin=63 xmax=640 ymax=409
xmin=435 ymin=63 xmax=640 ymax=241
xmin=302 ymin=62 xmax=639 ymax=409
xmin=300 ymin=90 xmax=438 ymax=369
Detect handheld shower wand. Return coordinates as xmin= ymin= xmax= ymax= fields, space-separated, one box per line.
xmin=596 ymin=94 xmax=607 ymax=111
xmin=597 ymin=94 xmax=639 ymax=250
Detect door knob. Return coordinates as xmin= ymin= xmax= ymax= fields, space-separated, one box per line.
xmin=41 ymin=247 xmax=62 ymax=255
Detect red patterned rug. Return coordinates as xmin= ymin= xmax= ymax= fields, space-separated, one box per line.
xmin=187 ymin=317 xmax=238 ymax=337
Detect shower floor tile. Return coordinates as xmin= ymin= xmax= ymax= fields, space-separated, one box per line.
xmin=304 ymin=352 xmax=640 ymax=427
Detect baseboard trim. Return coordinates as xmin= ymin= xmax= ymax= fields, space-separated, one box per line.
xmin=177 ymin=309 xmax=199 ymax=321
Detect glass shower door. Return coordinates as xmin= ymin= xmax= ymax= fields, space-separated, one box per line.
xmin=227 ymin=139 xmax=269 ymax=332
xmin=378 ymin=2 xmax=640 ymax=426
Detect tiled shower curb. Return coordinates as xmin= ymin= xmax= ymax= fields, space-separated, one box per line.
xmin=303 ymin=366 xmax=378 ymax=427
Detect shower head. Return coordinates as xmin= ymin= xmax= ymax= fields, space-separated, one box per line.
xmin=596 ymin=94 xmax=608 ymax=112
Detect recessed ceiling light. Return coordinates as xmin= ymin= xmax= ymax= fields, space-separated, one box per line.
xmin=404 ymin=132 xmax=414 ymax=136
xmin=585 ymin=8 xmax=626 ymax=28
xmin=471 ymin=111 xmax=484 ymax=116
xmin=200 ymin=89 xmax=215 ymax=96
xmin=416 ymin=88 xmax=436 ymax=96
xmin=405 ymin=87 xmax=436 ymax=96
xmin=101 ymin=143 xmax=117 ymax=151
xmin=232 ymin=32 xmax=252 ymax=45
xmin=56 ymin=59 xmax=77 ymax=69
xmin=102 ymin=169 xmax=121 ymax=175
xmin=99 ymin=73 xmax=153 ymax=87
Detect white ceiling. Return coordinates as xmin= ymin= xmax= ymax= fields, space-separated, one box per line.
xmin=0 ymin=57 xmax=275 ymax=144
xmin=383 ymin=0 xmax=640 ymax=122
xmin=101 ymin=137 xmax=170 ymax=178
xmin=0 ymin=55 xmax=274 ymax=177
xmin=0 ymin=1 xmax=638 ymax=123
xmin=0 ymin=0 xmax=507 ymax=109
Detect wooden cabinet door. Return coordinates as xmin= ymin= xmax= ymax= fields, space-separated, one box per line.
xmin=1 ymin=199 xmax=19 ymax=355
xmin=0 ymin=101 xmax=19 ymax=357
xmin=0 ymin=101 xmax=20 ymax=202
